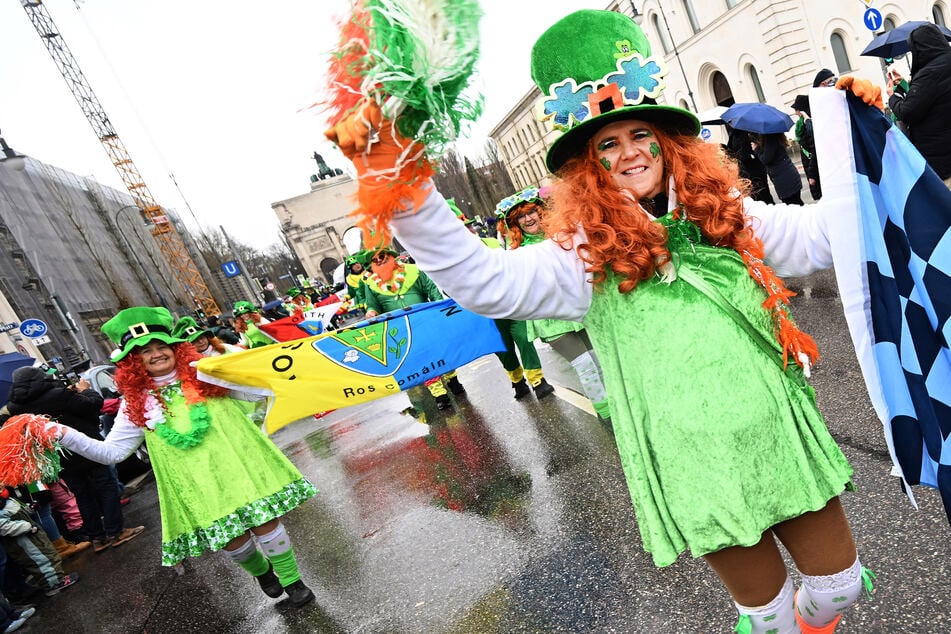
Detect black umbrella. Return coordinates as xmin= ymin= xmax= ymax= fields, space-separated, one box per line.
xmin=861 ymin=20 xmax=951 ymax=58
xmin=0 ymin=351 xmax=35 ymax=407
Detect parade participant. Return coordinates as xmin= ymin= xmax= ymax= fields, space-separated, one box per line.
xmin=363 ymin=246 xmax=465 ymax=410
xmin=232 ymin=301 xmax=274 ymax=349
xmin=171 ymin=316 xmax=241 ymax=357
xmin=327 ymin=10 xmax=877 ymax=633
xmin=344 ymin=250 xmax=371 ymax=311
xmin=456 ymin=193 xmax=557 ymax=401
xmin=284 ymin=287 xmax=315 ymax=316
xmin=45 ymin=307 xmax=318 ymax=607
xmin=496 ymin=188 xmax=607 ymax=417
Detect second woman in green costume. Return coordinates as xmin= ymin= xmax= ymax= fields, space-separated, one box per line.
xmin=496 ymin=188 xmax=609 ymax=419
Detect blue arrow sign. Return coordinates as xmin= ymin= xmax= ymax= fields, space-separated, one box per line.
xmin=19 ymin=318 xmax=48 ymax=338
xmin=221 ymin=260 xmax=241 ymax=278
xmin=863 ymin=8 xmax=883 ymax=31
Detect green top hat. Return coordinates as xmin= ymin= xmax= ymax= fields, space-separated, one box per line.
xmin=494 ymin=187 xmax=544 ymax=222
xmin=531 ymin=10 xmax=700 ymax=172
xmin=171 ymin=316 xmax=211 ymax=343
xmin=345 ymin=249 xmax=371 ymax=268
xmin=287 ymin=286 xmax=304 ymax=298
xmin=102 ymin=306 xmax=186 ymax=362
xmin=233 ymin=301 xmax=258 ymax=316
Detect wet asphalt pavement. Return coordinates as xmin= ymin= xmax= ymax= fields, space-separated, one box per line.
xmin=22 ymin=268 xmax=951 ymax=633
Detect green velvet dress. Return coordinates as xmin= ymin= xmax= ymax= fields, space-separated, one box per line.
xmin=582 ymin=217 xmax=853 ymax=567
xmin=143 ymin=388 xmax=316 ymax=566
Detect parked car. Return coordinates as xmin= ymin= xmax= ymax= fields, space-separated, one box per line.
xmin=80 ymin=364 xmax=151 ymax=481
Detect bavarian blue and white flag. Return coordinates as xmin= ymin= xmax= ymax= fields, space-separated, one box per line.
xmin=814 ymin=88 xmax=951 ymax=523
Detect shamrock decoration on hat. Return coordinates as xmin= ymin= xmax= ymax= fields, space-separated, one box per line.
xmin=531 ymin=10 xmax=700 ymax=172
xmin=494 ymin=187 xmax=545 ymax=226
xmin=102 ymin=306 xmax=187 ymax=362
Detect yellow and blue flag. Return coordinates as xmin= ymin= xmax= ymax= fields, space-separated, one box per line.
xmin=197 ymin=299 xmax=504 ymax=433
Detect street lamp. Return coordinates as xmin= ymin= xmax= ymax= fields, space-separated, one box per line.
xmin=113 ymin=204 xmax=168 ymax=307
xmin=630 ymin=1 xmax=698 ymax=112
xmin=0 ymin=129 xmax=26 ymax=171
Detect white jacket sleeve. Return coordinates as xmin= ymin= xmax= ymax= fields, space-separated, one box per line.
xmin=746 ymin=198 xmax=833 ymax=277
xmin=59 ymin=413 xmax=145 ymax=465
xmin=390 ymin=188 xmax=593 ymax=321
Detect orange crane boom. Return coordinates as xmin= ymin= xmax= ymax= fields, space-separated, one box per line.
xmin=20 ymin=0 xmax=221 ymax=317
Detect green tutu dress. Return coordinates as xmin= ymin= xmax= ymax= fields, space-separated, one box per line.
xmin=144 ymin=386 xmax=316 ymax=566
xmin=582 ymin=215 xmax=853 ymax=567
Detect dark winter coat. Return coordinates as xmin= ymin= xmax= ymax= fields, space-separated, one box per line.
xmin=888 ymin=23 xmax=951 ymax=179
xmin=752 ymin=133 xmax=802 ymax=201
xmin=724 ymin=128 xmax=773 ymax=203
xmin=6 ymin=367 xmax=104 ymax=477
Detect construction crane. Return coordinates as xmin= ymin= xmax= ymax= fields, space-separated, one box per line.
xmin=20 ymin=0 xmax=221 ymax=317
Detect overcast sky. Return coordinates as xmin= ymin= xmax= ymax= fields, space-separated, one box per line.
xmin=0 ymin=0 xmax=604 ymax=249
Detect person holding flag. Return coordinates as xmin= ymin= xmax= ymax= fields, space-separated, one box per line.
xmin=325 ymin=9 xmax=888 ymax=633
xmin=363 ymin=246 xmax=466 ymax=410
xmin=172 ymin=316 xmax=242 ymax=356
xmin=284 ymin=287 xmax=315 ymax=316
xmin=232 ymin=301 xmax=275 ymax=349
xmin=43 ymin=306 xmax=318 ymax=608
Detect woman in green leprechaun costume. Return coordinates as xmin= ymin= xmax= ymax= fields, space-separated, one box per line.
xmin=496 ymin=187 xmax=609 ymax=417
xmin=47 ymin=306 xmax=318 ymax=608
xmin=232 ymin=301 xmax=275 ymax=349
xmin=326 ymin=9 xmax=887 ymax=633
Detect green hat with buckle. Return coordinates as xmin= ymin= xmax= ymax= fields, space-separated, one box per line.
xmin=102 ymin=306 xmax=186 ymax=362
xmin=531 ymin=9 xmax=700 ymax=172
xmin=233 ymin=301 xmax=258 ymax=316
xmin=171 ymin=316 xmax=211 ymax=343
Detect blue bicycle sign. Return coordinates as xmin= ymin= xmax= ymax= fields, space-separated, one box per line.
xmin=19 ymin=318 xmax=48 ymax=338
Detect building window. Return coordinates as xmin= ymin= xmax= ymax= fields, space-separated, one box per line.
xmin=682 ymin=0 xmax=701 ymax=34
xmin=712 ymin=70 xmax=734 ymax=107
xmin=725 ymin=0 xmax=739 ymax=7
xmin=748 ymin=64 xmax=766 ymax=103
xmin=934 ymin=3 xmax=947 ymax=26
xmin=652 ymin=14 xmax=673 ymax=54
xmin=830 ymin=32 xmax=852 ymax=74
xmin=883 ymin=17 xmax=896 ymax=31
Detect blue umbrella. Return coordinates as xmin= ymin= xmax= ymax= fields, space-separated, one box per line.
xmin=0 ymin=351 xmax=35 ymax=407
xmin=861 ymin=21 xmax=951 ymax=58
xmin=722 ymin=102 xmax=794 ymax=135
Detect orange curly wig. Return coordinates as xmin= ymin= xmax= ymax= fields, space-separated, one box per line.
xmin=499 ymin=200 xmax=546 ymax=250
xmin=114 ymin=342 xmax=228 ymax=428
xmin=544 ymin=122 xmax=755 ymax=292
xmin=542 ymin=120 xmax=817 ymax=368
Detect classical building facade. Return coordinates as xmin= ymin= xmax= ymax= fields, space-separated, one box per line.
xmin=271 ymin=172 xmax=360 ymax=289
xmin=490 ymin=0 xmax=950 ymax=190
